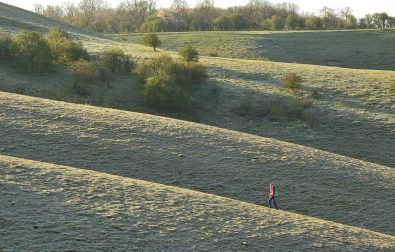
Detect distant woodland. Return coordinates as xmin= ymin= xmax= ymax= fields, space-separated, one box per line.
xmin=33 ymin=0 xmax=395 ymax=33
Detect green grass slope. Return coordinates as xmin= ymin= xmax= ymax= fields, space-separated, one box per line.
xmin=0 ymin=92 xmax=394 ymax=235
xmin=1 ymin=155 xmax=394 ymax=251
xmin=118 ymin=30 xmax=395 ymax=70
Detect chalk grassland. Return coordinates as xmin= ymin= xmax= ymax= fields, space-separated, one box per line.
xmin=1 ymin=155 xmax=394 ymax=251
xmin=116 ymin=30 xmax=395 ymax=70
xmin=0 ymin=92 xmax=394 ymax=235
xmin=0 ymin=2 xmax=394 ymax=167
xmin=1 ymin=39 xmax=393 ymax=167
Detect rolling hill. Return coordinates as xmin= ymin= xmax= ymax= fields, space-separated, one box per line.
xmin=0 ymin=91 xmax=394 ymax=236
xmin=0 ymin=3 xmax=394 ymax=250
xmin=1 ymin=154 xmax=394 ymax=251
xmin=117 ymin=30 xmax=395 ymax=70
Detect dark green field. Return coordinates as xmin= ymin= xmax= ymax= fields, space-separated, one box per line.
xmin=116 ymin=30 xmax=395 ymax=70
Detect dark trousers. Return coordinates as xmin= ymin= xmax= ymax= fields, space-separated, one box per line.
xmin=268 ymin=196 xmax=278 ymax=209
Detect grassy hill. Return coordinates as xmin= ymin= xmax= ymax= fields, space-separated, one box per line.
xmin=0 ymin=3 xmax=393 ymax=168
xmin=1 ymin=154 xmax=394 ymax=251
xmin=0 ymin=4 xmax=394 ymax=249
xmin=0 ymin=91 xmax=394 ymax=236
xmin=117 ymin=30 xmax=395 ymax=70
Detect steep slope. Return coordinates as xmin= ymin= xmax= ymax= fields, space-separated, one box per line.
xmin=0 ymin=92 xmax=394 ymax=235
xmin=0 ymin=2 xmax=104 ymax=39
xmin=1 ymin=155 xmax=394 ymax=251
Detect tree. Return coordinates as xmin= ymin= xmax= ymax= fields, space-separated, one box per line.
xmin=320 ymin=6 xmax=338 ymax=29
xmin=270 ymin=15 xmax=282 ymax=30
xmin=285 ymin=13 xmax=299 ymax=30
xmin=372 ymin=12 xmax=389 ymax=28
xmin=305 ymin=16 xmax=321 ymax=30
xmin=78 ymin=0 xmax=105 ymax=27
xmin=179 ymin=45 xmax=199 ymax=62
xmin=143 ymin=33 xmax=161 ymax=51
xmin=63 ymin=1 xmax=78 ymax=25
xmin=119 ymin=0 xmax=156 ymax=32
xmin=11 ymin=30 xmax=53 ymax=73
xmin=194 ymin=0 xmax=217 ymax=31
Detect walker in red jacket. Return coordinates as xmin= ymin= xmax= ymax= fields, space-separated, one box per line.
xmin=268 ymin=182 xmax=278 ymax=209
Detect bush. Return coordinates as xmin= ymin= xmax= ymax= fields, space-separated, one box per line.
xmin=46 ymin=28 xmax=88 ymax=64
xmin=11 ymin=30 xmax=53 ymax=73
xmin=143 ymin=33 xmax=161 ymax=51
xmin=0 ymin=32 xmax=12 ymax=59
xmin=142 ymin=76 xmax=189 ymax=110
xmin=136 ymin=55 xmax=208 ymax=111
xmin=236 ymin=96 xmax=318 ymax=127
xmin=70 ymin=59 xmax=98 ymax=89
xmin=179 ymin=45 xmax=199 ymax=62
xmin=283 ymin=72 xmax=302 ymax=94
xmin=208 ymin=51 xmax=219 ymax=57
xmin=101 ymin=47 xmax=134 ymax=74
xmin=390 ymin=81 xmax=395 ymax=93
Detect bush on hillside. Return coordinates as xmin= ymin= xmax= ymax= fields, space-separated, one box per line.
xmin=143 ymin=33 xmax=161 ymax=51
xmin=283 ymin=72 xmax=302 ymax=94
xmin=236 ymin=96 xmax=318 ymax=127
xmin=390 ymin=81 xmax=395 ymax=93
xmin=46 ymin=28 xmax=88 ymax=64
xmin=101 ymin=47 xmax=134 ymax=74
xmin=11 ymin=30 xmax=53 ymax=73
xmin=179 ymin=45 xmax=199 ymax=62
xmin=70 ymin=59 xmax=98 ymax=90
xmin=136 ymin=55 xmax=208 ymax=111
xmin=0 ymin=32 xmax=12 ymax=59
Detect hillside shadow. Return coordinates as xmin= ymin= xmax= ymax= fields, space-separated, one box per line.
xmin=246 ymin=31 xmax=395 ymax=71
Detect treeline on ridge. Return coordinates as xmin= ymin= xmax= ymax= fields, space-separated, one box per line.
xmin=33 ymin=0 xmax=395 ymax=33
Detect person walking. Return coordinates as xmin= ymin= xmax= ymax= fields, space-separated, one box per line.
xmin=268 ymin=182 xmax=278 ymax=209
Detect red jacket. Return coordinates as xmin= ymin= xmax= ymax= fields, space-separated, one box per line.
xmin=269 ymin=183 xmax=275 ymax=198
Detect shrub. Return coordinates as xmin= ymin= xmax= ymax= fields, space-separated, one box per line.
xmin=46 ymin=28 xmax=88 ymax=64
xmin=283 ymin=72 xmax=302 ymax=94
xmin=236 ymin=95 xmax=318 ymax=127
xmin=70 ymin=59 xmax=98 ymax=89
xmin=101 ymin=47 xmax=134 ymax=74
xmin=143 ymin=33 xmax=161 ymax=51
xmin=390 ymin=81 xmax=395 ymax=93
xmin=136 ymin=55 xmax=208 ymax=111
xmin=11 ymin=30 xmax=53 ymax=73
xmin=0 ymin=32 xmax=12 ymax=59
xmin=142 ymin=76 xmax=189 ymax=110
xmin=208 ymin=51 xmax=219 ymax=57
xmin=179 ymin=45 xmax=199 ymax=62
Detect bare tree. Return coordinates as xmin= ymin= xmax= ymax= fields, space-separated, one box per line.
xmin=78 ymin=0 xmax=105 ymax=27
xmin=63 ymin=1 xmax=78 ymax=24
xmin=119 ymin=0 xmax=156 ymax=31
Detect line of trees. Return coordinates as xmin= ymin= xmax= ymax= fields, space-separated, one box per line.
xmin=34 ymin=0 xmax=395 ymax=33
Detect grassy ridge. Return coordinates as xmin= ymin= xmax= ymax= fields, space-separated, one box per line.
xmin=1 ymin=154 xmax=394 ymax=251
xmin=0 ymin=92 xmax=394 ymax=235
xmin=116 ymin=30 xmax=395 ymax=70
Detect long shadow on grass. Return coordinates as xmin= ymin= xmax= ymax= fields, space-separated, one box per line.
xmin=0 ymin=93 xmax=394 ymax=235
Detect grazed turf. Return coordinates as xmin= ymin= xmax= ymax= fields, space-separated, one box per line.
xmin=116 ymin=30 xmax=395 ymax=70
xmin=1 ymin=155 xmax=394 ymax=251
xmin=0 ymin=92 xmax=394 ymax=235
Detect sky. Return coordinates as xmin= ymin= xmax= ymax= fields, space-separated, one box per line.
xmin=2 ymin=0 xmax=395 ymax=17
